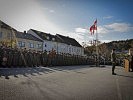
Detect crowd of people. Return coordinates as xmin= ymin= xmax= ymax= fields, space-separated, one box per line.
xmin=0 ymin=46 xmax=94 ymax=68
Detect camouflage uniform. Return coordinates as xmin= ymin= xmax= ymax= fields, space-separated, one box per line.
xmin=111 ymin=49 xmax=116 ymax=74
xmin=7 ymin=47 xmax=13 ymax=67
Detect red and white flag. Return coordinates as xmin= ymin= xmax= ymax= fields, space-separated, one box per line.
xmin=90 ymin=19 xmax=97 ymax=35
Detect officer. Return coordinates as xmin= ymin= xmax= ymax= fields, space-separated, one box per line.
xmin=129 ymin=48 xmax=133 ymax=72
xmin=111 ymin=49 xmax=117 ymax=75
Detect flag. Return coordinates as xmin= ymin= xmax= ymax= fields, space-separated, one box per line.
xmin=90 ymin=19 xmax=97 ymax=35
xmin=94 ymin=19 xmax=97 ymax=26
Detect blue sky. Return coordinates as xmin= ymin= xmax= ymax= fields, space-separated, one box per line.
xmin=0 ymin=0 xmax=133 ymax=45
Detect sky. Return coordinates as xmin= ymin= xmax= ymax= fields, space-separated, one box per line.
xmin=0 ymin=0 xmax=133 ymax=45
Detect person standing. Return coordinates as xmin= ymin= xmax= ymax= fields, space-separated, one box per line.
xmin=111 ymin=49 xmax=116 ymax=75
xmin=129 ymin=48 xmax=133 ymax=72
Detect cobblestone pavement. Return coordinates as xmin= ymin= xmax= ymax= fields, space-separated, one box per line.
xmin=0 ymin=65 xmax=133 ymax=100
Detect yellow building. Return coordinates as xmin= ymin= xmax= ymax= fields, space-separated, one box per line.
xmin=0 ymin=20 xmax=43 ymax=51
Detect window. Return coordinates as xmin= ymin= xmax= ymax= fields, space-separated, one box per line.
xmin=29 ymin=43 xmax=34 ymax=48
xmin=52 ymin=38 xmax=55 ymax=41
xmin=45 ymin=44 xmax=47 ymax=47
xmin=18 ymin=41 xmax=25 ymax=47
xmin=69 ymin=48 xmax=71 ymax=52
xmin=47 ymin=36 xmax=49 ymax=40
xmin=7 ymin=33 xmax=12 ymax=38
xmin=36 ymin=44 xmax=42 ymax=49
xmin=0 ymin=32 xmax=2 ymax=38
xmin=72 ymin=48 xmax=73 ymax=52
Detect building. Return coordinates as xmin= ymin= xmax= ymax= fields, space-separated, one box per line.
xmin=0 ymin=20 xmax=43 ymax=51
xmin=16 ymin=31 xmax=43 ymax=51
xmin=0 ymin=20 xmax=84 ymax=54
xmin=0 ymin=20 xmax=17 ymax=46
xmin=28 ymin=29 xmax=84 ymax=56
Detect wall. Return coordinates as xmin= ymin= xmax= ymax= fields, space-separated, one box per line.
xmin=17 ymin=38 xmax=43 ymax=51
xmin=28 ymin=29 xmax=84 ymax=55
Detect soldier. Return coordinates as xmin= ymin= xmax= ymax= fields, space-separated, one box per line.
xmin=129 ymin=48 xmax=133 ymax=72
xmin=2 ymin=46 xmax=8 ymax=67
xmin=32 ymin=50 xmax=36 ymax=67
xmin=35 ymin=51 xmax=39 ymax=67
xmin=55 ymin=52 xmax=60 ymax=66
xmin=12 ymin=48 xmax=19 ymax=67
xmin=52 ymin=50 xmax=56 ymax=66
xmin=0 ymin=46 xmax=3 ymax=67
xmin=42 ymin=50 xmax=48 ymax=67
xmin=23 ymin=48 xmax=28 ymax=67
xmin=30 ymin=50 xmax=34 ymax=67
xmin=111 ymin=49 xmax=117 ymax=75
xmin=57 ymin=52 xmax=61 ymax=66
xmin=18 ymin=49 xmax=24 ymax=67
xmin=47 ymin=49 xmax=56 ymax=66
xmin=27 ymin=49 xmax=33 ymax=67
xmin=7 ymin=46 xmax=13 ymax=67
xmin=130 ymin=54 xmax=133 ymax=72
xmin=37 ymin=51 xmax=42 ymax=67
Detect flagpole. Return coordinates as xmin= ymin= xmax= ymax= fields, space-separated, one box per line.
xmin=96 ymin=19 xmax=99 ymax=67
xmin=90 ymin=19 xmax=99 ymax=66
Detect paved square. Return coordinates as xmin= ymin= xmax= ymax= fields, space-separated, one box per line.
xmin=0 ymin=65 xmax=133 ymax=100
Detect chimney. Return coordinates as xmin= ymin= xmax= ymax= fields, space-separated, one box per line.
xmin=24 ymin=31 xmax=26 ymax=34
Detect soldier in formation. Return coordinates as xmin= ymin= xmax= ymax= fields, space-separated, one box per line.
xmin=0 ymin=46 xmax=92 ymax=68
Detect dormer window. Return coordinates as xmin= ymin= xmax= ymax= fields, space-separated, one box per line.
xmin=52 ymin=38 xmax=55 ymax=41
xmin=47 ymin=36 xmax=49 ymax=40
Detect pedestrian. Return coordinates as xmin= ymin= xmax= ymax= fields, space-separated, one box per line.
xmin=111 ymin=49 xmax=117 ymax=75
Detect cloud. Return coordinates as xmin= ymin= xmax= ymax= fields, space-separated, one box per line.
xmin=105 ymin=23 xmax=133 ymax=32
xmin=100 ymin=39 xmax=112 ymax=43
xmin=75 ymin=28 xmax=88 ymax=33
xmin=98 ymin=23 xmax=133 ymax=34
xmin=74 ymin=22 xmax=133 ymax=44
xmin=0 ymin=0 xmax=63 ymax=34
xmin=98 ymin=26 xmax=110 ymax=34
xmin=103 ymin=16 xmax=113 ymax=19
xmin=49 ymin=10 xmax=55 ymax=13
xmin=41 ymin=7 xmax=55 ymax=13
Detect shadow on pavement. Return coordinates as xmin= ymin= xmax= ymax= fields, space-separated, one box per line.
xmin=116 ymin=74 xmax=133 ymax=78
xmin=0 ymin=65 xmax=99 ymax=79
xmin=0 ymin=67 xmax=56 ymax=79
xmin=48 ymin=65 xmax=91 ymax=72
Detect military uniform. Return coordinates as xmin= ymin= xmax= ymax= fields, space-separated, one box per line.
xmin=18 ymin=49 xmax=24 ymax=67
xmin=27 ymin=50 xmax=33 ymax=67
xmin=42 ymin=50 xmax=48 ymax=67
xmin=2 ymin=47 xmax=8 ymax=67
xmin=23 ymin=49 xmax=28 ymax=67
xmin=7 ymin=48 xmax=13 ymax=67
xmin=131 ymin=55 xmax=133 ymax=71
xmin=0 ymin=46 xmax=4 ymax=67
xmin=111 ymin=49 xmax=116 ymax=75
xmin=32 ymin=51 xmax=36 ymax=67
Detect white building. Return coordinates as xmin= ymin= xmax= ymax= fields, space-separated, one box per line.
xmin=28 ymin=29 xmax=84 ymax=56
